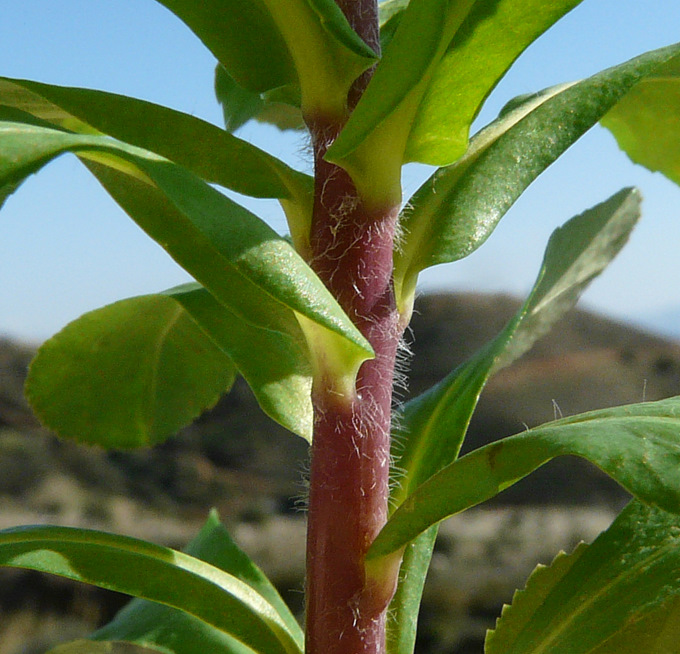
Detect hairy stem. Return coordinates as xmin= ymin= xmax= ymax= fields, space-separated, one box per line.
xmin=304 ymin=3 xmax=405 ymax=653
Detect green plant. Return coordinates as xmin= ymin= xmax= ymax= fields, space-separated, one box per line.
xmin=1 ymin=1 xmax=680 ymax=653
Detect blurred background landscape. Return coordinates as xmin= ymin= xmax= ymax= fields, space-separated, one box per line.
xmin=1 ymin=292 xmax=679 ymax=653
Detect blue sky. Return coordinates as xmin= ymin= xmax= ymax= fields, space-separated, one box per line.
xmin=1 ymin=1 xmax=679 ymax=342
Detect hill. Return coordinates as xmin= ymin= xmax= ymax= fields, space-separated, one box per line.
xmin=1 ymin=292 xmax=679 ymax=653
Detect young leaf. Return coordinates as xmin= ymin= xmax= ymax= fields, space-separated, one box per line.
xmin=0 ymin=525 xmax=302 ymax=654
xmin=25 ymin=295 xmax=236 ymax=449
xmin=394 ymin=42 xmax=680 ymax=312
xmin=386 ymin=188 xmax=641 ymax=653
xmin=486 ymin=501 xmax=680 ymax=654
xmin=327 ymin=0 xmax=583 ymax=204
xmin=601 ymin=52 xmax=680 ymax=187
xmin=326 ymin=0 xmax=477 ymax=205
xmin=91 ymin=510 xmax=303 ymax=654
xmin=155 ymin=0 xmax=376 ymax=120
xmin=0 ymin=121 xmax=373 ymax=381
xmin=405 ymin=0 xmax=583 ymax=165
xmin=372 ymin=397 xmax=680 ymax=561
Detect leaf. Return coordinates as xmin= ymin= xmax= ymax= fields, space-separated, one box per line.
xmin=327 ymin=0 xmax=583 ymax=204
xmin=378 ymin=0 xmax=410 ymax=50
xmin=394 ymin=42 xmax=680 ymax=312
xmin=405 ymin=0 xmax=583 ymax=165
xmin=602 ymin=52 xmax=680 ymax=187
xmin=91 ymin=510 xmax=302 ymax=654
xmin=214 ymin=65 xmax=304 ymax=133
xmin=385 ymin=188 xmax=641 ymax=653
xmin=167 ymin=283 xmax=313 ymax=441
xmin=326 ymin=0 xmax=477 ymax=205
xmin=392 ymin=187 xmax=641 ymax=509
xmin=25 ymin=295 xmax=236 ymax=448
xmin=0 ymin=121 xmax=373 ymax=381
xmin=48 ymin=642 xmax=159 ymax=654
xmin=485 ymin=501 xmax=680 ymax=654
xmin=153 ymin=0 xmax=297 ymax=93
xmin=371 ymin=396 xmax=680 ymax=561
xmin=0 ymin=77 xmax=313 ymax=204
xmin=156 ymin=0 xmax=376 ymax=120
xmin=0 ymin=525 xmax=302 ymax=654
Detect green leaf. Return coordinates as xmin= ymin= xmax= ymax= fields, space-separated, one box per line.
xmin=48 ymin=642 xmax=159 ymax=654
xmin=393 ymin=187 xmax=641 ymax=510
xmin=485 ymin=501 xmax=680 ymax=654
xmin=385 ymin=188 xmax=641 ymax=653
xmin=394 ymin=42 xmax=680 ymax=312
xmin=602 ymin=52 xmax=680 ymax=187
xmin=91 ymin=510 xmax=302 ymax=654
xmin=167 ymin=283 xmax=313 ymax=441
xmin=0 ymin=77 xmax=312 ymax=203
xmin=25 ymin=295 xmax=236 ymax=449
xmin=328 ymin=0 xmax=583 ymax=204
xmin=154 ymin=0 xmax=297 ymax=93
xmin=0 ymin=525 xmax=302 ymax=654
xmin=156 ymin=0 xmax=376 ymax=120
xmin=486 ymin=544 xmax=589 ymax=654
xmin=372 ymin=397 xmax=680 ymax=561
xmin=326 ymin=0 xmax=477 ymax=205
xmin=405 ymin=0 xmax=583 ymax=165
xmin=0 ymin=121 xmax=373 ymax=384
xmin=378 ymin=0 xmax=410 ymax=50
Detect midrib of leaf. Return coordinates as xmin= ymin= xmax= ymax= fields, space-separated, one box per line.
xmin=525 ymin=540 xmax=676 ymax=654
xmin=143 ymin=303 xmax=184 ymax=437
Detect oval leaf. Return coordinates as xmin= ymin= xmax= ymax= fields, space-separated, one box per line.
xmin=371 ymin=397 xmax=680 ymax=560
xmin=167 ymin=283 xmax=314 ymax=441
xmin=0 ymin=525 xmax=302 ymax=654
xmin=486 ymin=501 xmax=680 ymax=654
xmin=25 ymin=294 xmax=236 ymax=448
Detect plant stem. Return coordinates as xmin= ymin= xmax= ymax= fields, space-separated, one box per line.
xmin=304 ymin=3 xmax=405 ymax=653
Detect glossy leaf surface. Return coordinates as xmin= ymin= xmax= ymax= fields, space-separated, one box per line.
xmin=602 ymin=52 xmax=680 ymax=187
xmin=26 ymin=295 xmax=236 ymax=448
xmin=386 ymin=188 xmax=641 ymax=652
xmin=92 ymin=510 xmax=302 ymax=654
xmin=326 ymin=0 xmax=476 ymax=204
xmin=486 ymin=501 xmax=680 ymax=654
xmin=394 ymin=42 xmax=680 ymax=311
xmin=154 ymin=0 xmax=297 ymax=93
xmin=0 ymin=525 xmax=302 ymax=654
xmin=372 ymin=397 xmax=680 ymax=560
